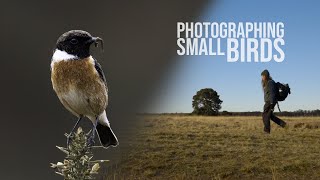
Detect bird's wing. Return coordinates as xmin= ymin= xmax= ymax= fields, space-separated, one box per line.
xmin=93 ymin=58 xmax=107 ymax=84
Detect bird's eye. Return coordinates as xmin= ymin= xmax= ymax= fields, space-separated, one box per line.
xmin=70 ymin=38 xmax=78 ymax=44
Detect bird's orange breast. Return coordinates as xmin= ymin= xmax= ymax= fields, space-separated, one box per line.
xmin=51 ymin=57 xmax=107 ymax=117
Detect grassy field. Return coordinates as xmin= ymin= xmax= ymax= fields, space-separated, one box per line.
xmin=103 ymin=115 xmax=320 ymax=180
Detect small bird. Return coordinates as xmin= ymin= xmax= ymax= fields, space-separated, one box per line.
xmin=51 ymin=30 xmax=118 ymax=148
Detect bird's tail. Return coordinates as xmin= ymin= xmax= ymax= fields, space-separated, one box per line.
xmin=96 ymin=122 xmax=119 ymax=148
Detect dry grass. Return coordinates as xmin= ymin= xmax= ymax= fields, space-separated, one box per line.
xmin=103 ymin=115 xmax=320 ymax=180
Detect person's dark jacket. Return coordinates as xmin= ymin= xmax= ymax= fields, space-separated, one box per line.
xmin=264 ymin=79 xmax=277 ymax=104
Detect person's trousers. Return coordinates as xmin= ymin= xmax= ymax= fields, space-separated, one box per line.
xmin=262 ymin=102 xmax=285 ymax=133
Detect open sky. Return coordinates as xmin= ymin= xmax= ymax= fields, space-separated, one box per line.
xmin=150 ymin=0 xmax=320 ymax=113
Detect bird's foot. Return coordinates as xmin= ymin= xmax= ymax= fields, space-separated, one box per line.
xmin=87 ymin=136 xmax=95 ymax=147
xmin=66 ymin=135 xmax=73 ymax=149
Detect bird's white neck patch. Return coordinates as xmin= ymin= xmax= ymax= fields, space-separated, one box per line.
xmin=52 ymin=49 xmax=78 ymax=61
xmin=51 ymin=49 xmax=78 ymax=68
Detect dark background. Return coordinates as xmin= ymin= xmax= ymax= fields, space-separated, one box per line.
xmin=0 ymin=0 xmax=211 ymax=179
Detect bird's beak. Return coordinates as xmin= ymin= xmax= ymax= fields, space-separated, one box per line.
xmin=87 ymin=37 xmax=104 ymax=51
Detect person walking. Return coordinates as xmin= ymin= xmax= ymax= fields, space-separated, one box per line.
xmin=261 ymin=70 xmax=286 ymax=133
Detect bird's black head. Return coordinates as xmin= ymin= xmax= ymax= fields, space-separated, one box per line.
xmin=55 ymin=30 xmax=103 ymax=59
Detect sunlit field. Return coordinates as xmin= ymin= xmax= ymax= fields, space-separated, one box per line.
xmin=104 ymin=115 xmax=320 ymax=180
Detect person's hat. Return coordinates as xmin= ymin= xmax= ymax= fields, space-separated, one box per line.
xmin=261 ymin=69 xmax=270 ymax=77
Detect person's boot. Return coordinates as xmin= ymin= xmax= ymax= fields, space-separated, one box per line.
xmin=264 ymin=127 xmax=270 ymax=134
xmin=280 ymin=121 xmax=287 ymax=128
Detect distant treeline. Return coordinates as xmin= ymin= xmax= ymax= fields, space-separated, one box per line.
xmin=140 ymin=109 xmax=320 ymax=117
xmin=220 ymin=110 xmax=320 ymax=116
